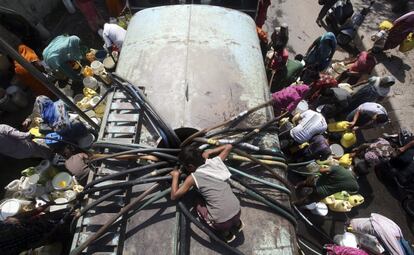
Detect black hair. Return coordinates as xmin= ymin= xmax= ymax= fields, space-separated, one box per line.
xmin=294 ymin=54 xmax=304 ymax=61
xmin=178 ymin=145 xmax=205 ymax=173
xmin=376 ymin=114 xmax=388 ymax=124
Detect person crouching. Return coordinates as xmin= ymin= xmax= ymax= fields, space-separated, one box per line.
xmin=170 ymin=144 xmax=243 ymax=243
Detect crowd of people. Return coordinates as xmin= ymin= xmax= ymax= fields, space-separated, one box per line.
xmin=253 ymin=1 xmax=414 ymax=254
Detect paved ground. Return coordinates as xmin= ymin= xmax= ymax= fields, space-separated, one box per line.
xmin=264 ymin=0 xmax=414 ymax=252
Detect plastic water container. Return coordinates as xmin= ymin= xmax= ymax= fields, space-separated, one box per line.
xmin=73 ymin=94 xmax=84 ymax=103
xmin=83 ymin=76 xmax=98 ymax=90
xmin=91 ymin=61 xmax=105 ymax=75
xmin=52 ymin=172 xmax=73 ymax=191
xmin=0 ymin=199 xmax=31 ymax=220
xmin=103 ymin=56 xmax=116 ymax=70
xmin=95 ymin=50 xmax=107 ymax=62
xmin=293 ymin=100 xmax=309 ymax=115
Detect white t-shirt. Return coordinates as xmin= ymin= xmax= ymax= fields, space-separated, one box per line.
xmin=358 ymin=102 xmax=387 ymax=116
xmin=290 ymin=110 xmax=327 ymax=144
xmin=103 ymin=23 xmax=127 ymax=50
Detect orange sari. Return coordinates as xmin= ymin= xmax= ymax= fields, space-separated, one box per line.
xmin=14 ymin=45 xmax=53 ymax=98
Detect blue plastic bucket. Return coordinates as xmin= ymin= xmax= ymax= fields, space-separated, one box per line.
xmin=95 ymin=50 xmax=107 ymax=62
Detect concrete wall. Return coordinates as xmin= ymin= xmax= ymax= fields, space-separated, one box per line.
xmin=0 ymin=0 xmax=61 ymax=23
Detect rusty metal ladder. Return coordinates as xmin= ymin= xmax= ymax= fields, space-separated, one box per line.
xmin=70 ymin=88 xmax=159 ymax=255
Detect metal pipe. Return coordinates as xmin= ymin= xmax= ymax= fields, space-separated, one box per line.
xmin=227 ymin=166 xmax=291 ymax=195
xmin=0 ymin=37 xmax=100 ymax=131
xmin=70 ymin=183 xmax=160 ymax=255
xmin=177 ymin=201 xmax=244 ymax=255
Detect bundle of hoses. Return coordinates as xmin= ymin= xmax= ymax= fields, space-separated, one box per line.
xmin=68 ymin=94 xmax=326 ymax=254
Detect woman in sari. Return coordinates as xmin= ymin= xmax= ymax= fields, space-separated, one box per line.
xmin=22 ymin=95 xmax=71 ymax=132
xmin=14 ymin=44 xmax=54 ymax=98
xmin=305 ymin=32 xmax=337 ymax=72
xmin=383 ymin=11 xmax=414 ymax=51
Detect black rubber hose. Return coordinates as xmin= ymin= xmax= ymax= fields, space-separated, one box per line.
xmin=91 ymin=143 xmax=180 ymax=161
xmin=112 ymin=74 xmax=181 ymax=147
xmin=177 ymin=201 xmax=244 ymax=255
xmin=83 ymin=175 xmax=181 ymax=194
xmin=179 ymin=210 xmax=188 ymax=255
xmin=232 ymin=148 xmax=292 ymax=190
xmin=92 ymin=142 xmax=181 ymax=152
xmin=205 ymin=127 xmax=279 ymax=139
xmin=70 ymin=189 xmax=124 ymax=232
xmin=90 ymin=148 xmax=178 ymax=163
xmin=84 ymin=161 xmax=169 ymax=189
xmin=126 ymin=84 xmax=176 ymax=140
xmin=230 ymin=175 xmax=295 ymax=223
xmin=232 ymin=117 xmax=280 ymax=146
xmin=229 ymin=177 xmax=297 ymax=228
xmin=70 ymin=183 xmax=160 ymax=255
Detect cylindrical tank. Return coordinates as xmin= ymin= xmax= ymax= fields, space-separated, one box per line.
xmin=114 ymin=5 xmax=296 ymax=255
xmin=116 ymin=4 xmax=272 ymax=131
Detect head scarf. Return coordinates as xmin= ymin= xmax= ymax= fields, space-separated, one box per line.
xmin=306 ymin=32 xmax=337 ymax=71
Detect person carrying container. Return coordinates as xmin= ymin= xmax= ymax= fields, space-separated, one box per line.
xmin=42 ymin=35 xmax=83 ymax=81
xmin=295 ymin=165 xmax=359 ymax=205
xmin=98 ymin=23 xmax=127 ymax=53
xmin=170 ymin=144 xmax=243 ymax=243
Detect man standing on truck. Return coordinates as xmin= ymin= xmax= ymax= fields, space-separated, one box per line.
xmin=170 ymin=144 xmax=244 ymax=243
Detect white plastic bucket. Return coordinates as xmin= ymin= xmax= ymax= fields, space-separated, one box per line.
xmin=91 ymin=61 xmax=105 ymax=75
xmin=330 ymin=143 xmax=344 ymax=157
xmin=52 ymin=172 xmax=73 ymax=190
xmin=73 ymin=94 xmax=84 ymax=103
xmin=83 ymin=76 xmax=98 ymax=90
xmin=293 ymin=100 xmax=309 ymax=115
xmin=0 ymin=199 xmax=31 ymax=220
xmin=5 ymin=179 xmax=21 ymax=192
xmin=103 ymin=56 xmax=116 ymax=70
